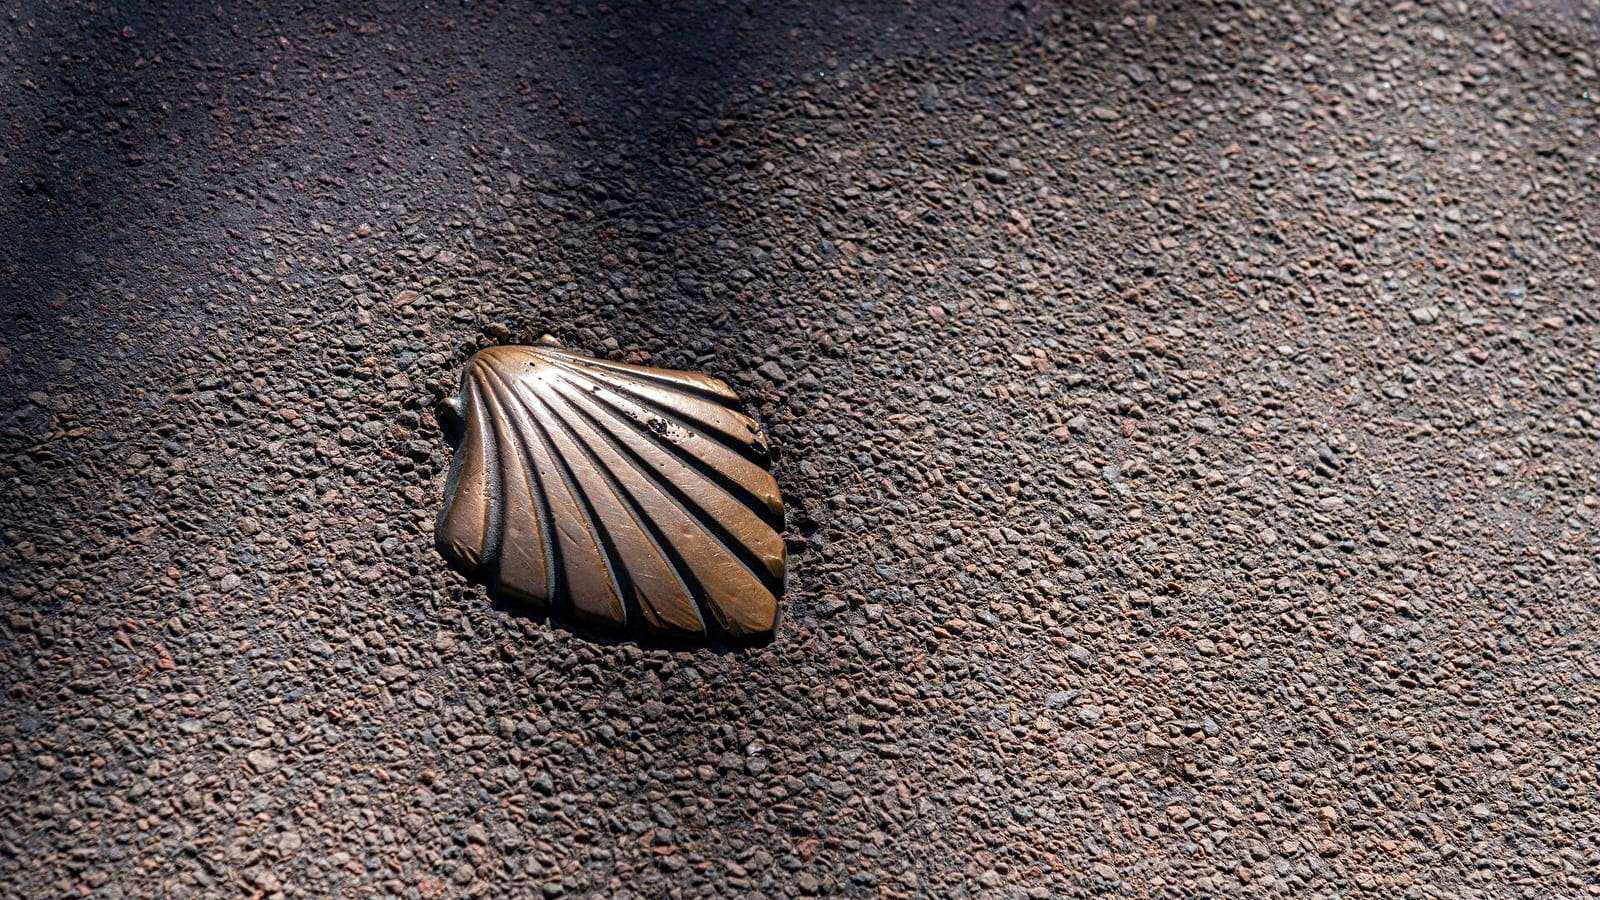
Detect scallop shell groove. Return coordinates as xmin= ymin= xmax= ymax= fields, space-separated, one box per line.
xmin=434 ymin=343 xmax=784 ymax=643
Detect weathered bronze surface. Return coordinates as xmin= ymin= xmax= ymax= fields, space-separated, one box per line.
xmin=435 ymin=341 xmax=784 ymax=643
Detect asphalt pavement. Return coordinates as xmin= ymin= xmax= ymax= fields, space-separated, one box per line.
xmin=2 ymin=1 xmax=1599 ymax=897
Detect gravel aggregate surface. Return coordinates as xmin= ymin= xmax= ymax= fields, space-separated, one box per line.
xmin=3 ymin=0 xmax=1600 ymax=897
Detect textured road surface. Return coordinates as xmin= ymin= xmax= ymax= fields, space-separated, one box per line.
xmin=3 ymin=1 xmax=1600 ymax=897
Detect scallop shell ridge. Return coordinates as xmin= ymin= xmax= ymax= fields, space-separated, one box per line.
xmin=435 ymin=344 xmax=784 ymax=643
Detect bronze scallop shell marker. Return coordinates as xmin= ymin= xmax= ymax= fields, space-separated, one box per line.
xmin=434 ymin=342 xmax=784 ymax=643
